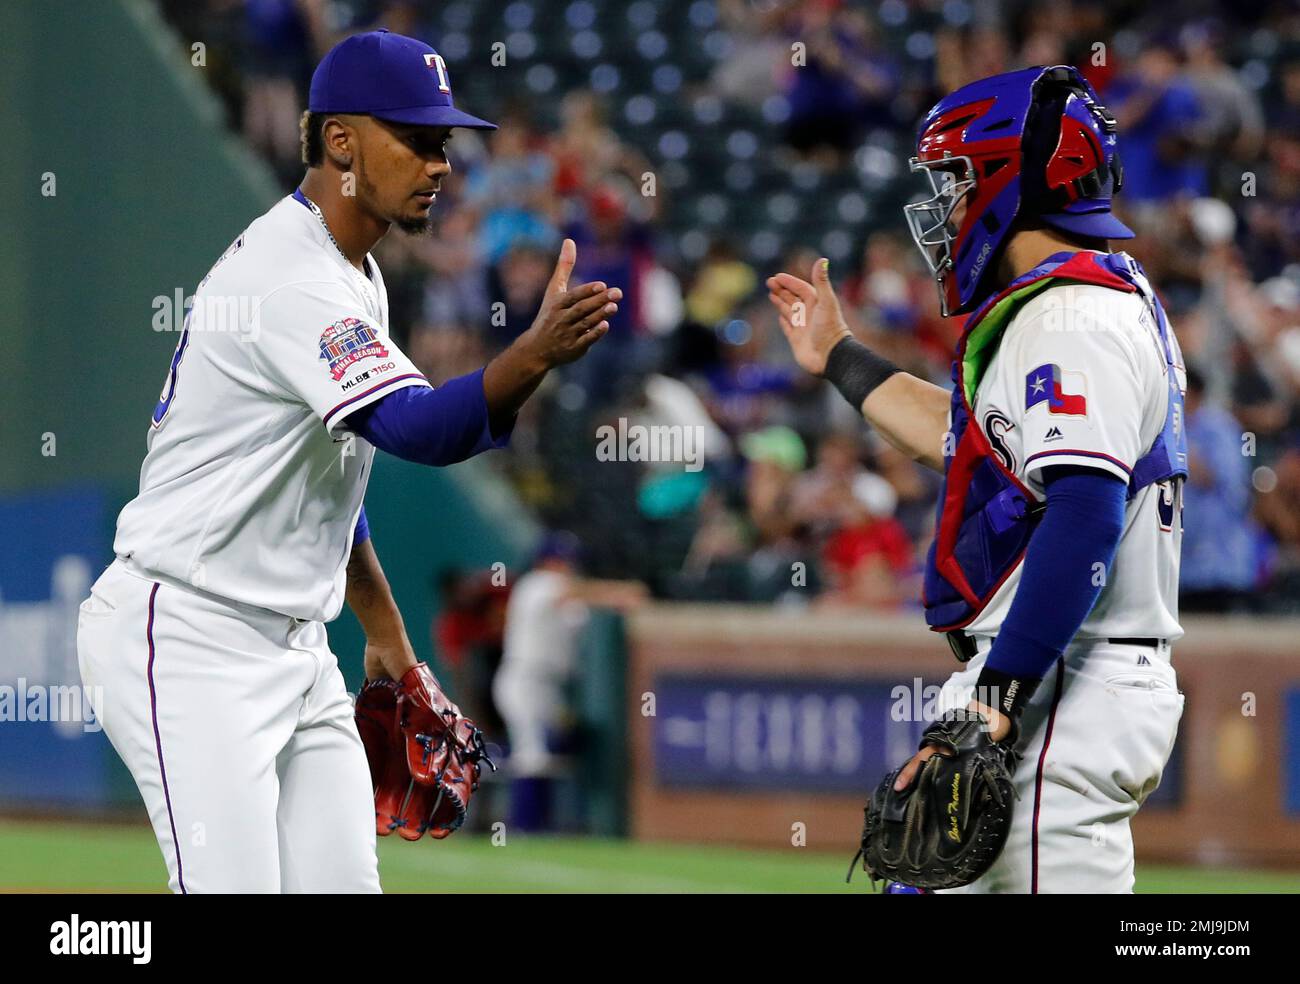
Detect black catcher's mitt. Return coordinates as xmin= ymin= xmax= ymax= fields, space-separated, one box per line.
xmin=851 ymin=708 xmax=1019 ymax=890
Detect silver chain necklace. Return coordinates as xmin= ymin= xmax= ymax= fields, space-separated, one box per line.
xmin=297 ymin=189 xmax=379 ymax=316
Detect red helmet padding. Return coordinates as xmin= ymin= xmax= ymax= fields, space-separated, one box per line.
xmin=1045 ymin=115 xmax=1106 ymax=204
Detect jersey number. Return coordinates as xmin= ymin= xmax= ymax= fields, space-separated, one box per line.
xmin=151 ymin=315 xmax=191 ymax=428
xmin=1156 ymin=479 xmax=1183 ymax=533
xmin=151 ymin=235 xmax=243 ymax=428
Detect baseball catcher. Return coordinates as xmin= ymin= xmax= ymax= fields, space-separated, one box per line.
xmin=772 ymin=66 xmax=1187 ymax=893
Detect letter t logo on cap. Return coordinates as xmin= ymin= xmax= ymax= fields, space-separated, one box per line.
xmin=423 ymin=53 xmax=451 ymax=93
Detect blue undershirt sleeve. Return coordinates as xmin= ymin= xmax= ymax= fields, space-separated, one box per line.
xmin=344 ymin=367 xmax=511 ymax=466
xmin=974 ymin=465 xmax=1127 ymax=717
xmin=352 ymin=506 xmax=370 ymax=547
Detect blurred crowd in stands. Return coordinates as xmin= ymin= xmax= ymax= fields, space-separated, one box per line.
xmin=162 ymin=0 xmax=1300 ymax=615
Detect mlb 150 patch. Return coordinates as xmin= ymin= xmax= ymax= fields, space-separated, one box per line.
xmin=319 ymin=317 xmax=389 ymax=381
xmin=1025 ymin=363 xmax=1087 ymax=416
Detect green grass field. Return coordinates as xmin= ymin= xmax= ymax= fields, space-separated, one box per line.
xmin=1 ymin=819 xmax=1296 ymax=893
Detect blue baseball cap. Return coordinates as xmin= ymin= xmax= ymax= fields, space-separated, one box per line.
xmin=532 ymin=531 xmax=582 ymax=567
xmin=308 ymin=29 xmax=497 ymax=131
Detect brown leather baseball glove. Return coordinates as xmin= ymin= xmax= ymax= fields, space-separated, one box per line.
xmin=354 ymin=663 xmax=494 ymax=841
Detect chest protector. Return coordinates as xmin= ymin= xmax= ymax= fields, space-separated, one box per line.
xmin=922 ymin=251 xmax=1188 ymax=633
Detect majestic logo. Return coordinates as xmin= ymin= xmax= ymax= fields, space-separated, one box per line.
xmin=319 ymin=318 xmax=388 ymax=382
xmin=1025 ymin=364 xmax=1087 ymax=416
xmin=1043 ymin=425 xmax=1064 ymax=442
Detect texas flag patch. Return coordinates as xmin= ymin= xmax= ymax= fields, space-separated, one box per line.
xmin=1025 ymin=364 xmax=1087 ymax=416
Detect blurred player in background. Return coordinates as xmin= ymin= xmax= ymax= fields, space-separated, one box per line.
xmin=494 ymin=532 xmax=647 ymax=831
xmin=77 ymin=30 xmax=622 ymax=893
xmin=432 ymin=567 xmax=509 ymax=735
xmin=770 ymin=66 xmax=1187 ymax=892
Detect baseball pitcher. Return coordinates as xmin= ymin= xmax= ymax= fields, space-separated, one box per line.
xmin=77 ymin=31 xmax=621 ymax=893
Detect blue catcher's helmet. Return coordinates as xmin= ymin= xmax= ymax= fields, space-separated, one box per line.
xmin=903 ymin=65 xmax=1131 ymax=317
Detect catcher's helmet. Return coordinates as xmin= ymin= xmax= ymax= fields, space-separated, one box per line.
xmin=903 ymin=65 xmax=1130 ymax=317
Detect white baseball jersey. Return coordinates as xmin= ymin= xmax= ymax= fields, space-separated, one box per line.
xmin=963 ymin=272 xmax=1185 ymax=641
xmin=500 ymin=569 xmax=589 ymax=676
xmin=114 ymin=194 xmax=431 ymax=622
xmin=494 ymin=569 xmax=589 ymax=777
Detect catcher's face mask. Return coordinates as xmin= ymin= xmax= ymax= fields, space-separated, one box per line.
xmin=904 ymin=65 xmax=1133 ymax=318
xmin=903 ymin=153 xmax=977 ymax=317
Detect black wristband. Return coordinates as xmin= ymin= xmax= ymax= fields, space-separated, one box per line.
xmin=973 ymin=665 xmax=1042 ymax=725
xmin=823 ymin=336 xmax=900 ymax=411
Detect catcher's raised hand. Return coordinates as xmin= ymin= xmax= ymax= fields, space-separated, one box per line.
xmin=523 ymin=238 xmax=622 ymax=367
xmin=766 ymin=258 xmax=852 ymax=376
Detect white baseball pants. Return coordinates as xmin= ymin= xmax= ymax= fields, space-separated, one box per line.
xmin=936 ymin=637 xmax=1184 ymax=894
xmin=77 ymin=559 xmax=380 ymax=893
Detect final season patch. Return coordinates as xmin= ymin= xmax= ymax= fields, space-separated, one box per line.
xmin=319 ymin=317 xmax=388 ymax=381
xmin=1025 ymin=363 xmax=1087 ymax=416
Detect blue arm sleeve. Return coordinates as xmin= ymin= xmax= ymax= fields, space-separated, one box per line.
xmin=352 ymin=506 xmax=370 ymax=547
xmin=344 ymin=368 xmax=511 ymax=467
xmin=975 ymin=465 xmax=1127 ymax=712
